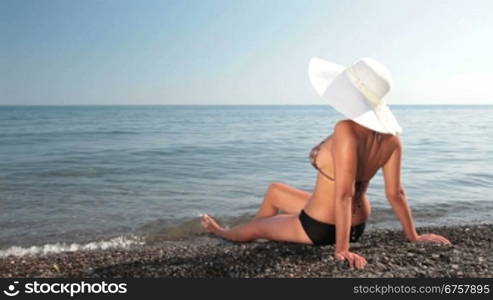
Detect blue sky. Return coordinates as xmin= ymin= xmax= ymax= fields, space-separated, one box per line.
xmin=1 ymin=0 xmax=493 ymax=105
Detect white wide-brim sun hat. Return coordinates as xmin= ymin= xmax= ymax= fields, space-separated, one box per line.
xmin=308 ymin=57 xmax=402 ymax=135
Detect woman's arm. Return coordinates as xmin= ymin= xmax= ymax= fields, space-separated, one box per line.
xmin=332 ymin=121 xmax=367 ymax=269
xmin=382 ymin=142 xmax=418 ymax=241
xmin=383 ymin=138 xmax=451 ymax=244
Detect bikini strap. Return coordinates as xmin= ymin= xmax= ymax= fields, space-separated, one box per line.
xmin=318 ymin=168 xmax=335 ymax=181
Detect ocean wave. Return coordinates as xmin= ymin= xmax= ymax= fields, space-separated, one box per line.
xmin=0 ymin=130 xmax=138 ymax=140
xmin=0 ymin=235 xmax=144 ymax=258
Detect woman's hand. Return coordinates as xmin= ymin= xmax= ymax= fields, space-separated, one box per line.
xmin=413 ymin=233 xmax=451 ymax=244
xmin=335 ymin=250 xmax=367 ymax=269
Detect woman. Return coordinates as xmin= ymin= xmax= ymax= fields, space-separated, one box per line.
xmin=201 ymin=57 xmax=451 ymax=270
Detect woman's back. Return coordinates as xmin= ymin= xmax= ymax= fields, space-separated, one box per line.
xmin=304 ymin=120 xmax=400 ymax=225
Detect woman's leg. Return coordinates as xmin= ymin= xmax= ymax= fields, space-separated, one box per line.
xmin=255 ymin=182 xmax=311 ymax=218
xmin=201 ymin=214 xmax=312 ymax=244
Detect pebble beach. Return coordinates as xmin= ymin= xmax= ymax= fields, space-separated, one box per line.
xmin=1 ymin=224 xmax=491 ymax=278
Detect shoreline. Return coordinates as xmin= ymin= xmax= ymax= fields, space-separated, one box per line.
xmin=1 ymin=224 xmax=491 ymax=278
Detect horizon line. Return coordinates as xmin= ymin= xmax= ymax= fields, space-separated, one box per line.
xmin=1 ymin=103 xmax=493 ymax=107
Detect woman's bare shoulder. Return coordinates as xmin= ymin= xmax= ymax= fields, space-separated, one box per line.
xmin=386 ymin=134 xmax=402 ymax=150
xmin=333 ymin=120 xmax=358 ymax=138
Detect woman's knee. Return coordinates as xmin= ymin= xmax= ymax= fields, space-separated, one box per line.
xmin=266 ymin=182 xmax=284 ymax=197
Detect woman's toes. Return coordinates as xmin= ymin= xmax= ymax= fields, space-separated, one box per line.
xmin=200 ymin=215 xmax=210 ymax=228
xmin=200 ymin=215 xmax=224 ymax=235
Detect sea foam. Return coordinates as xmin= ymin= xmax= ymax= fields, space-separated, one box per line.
xmin=0 ymin=235 xmax=144 ymax=258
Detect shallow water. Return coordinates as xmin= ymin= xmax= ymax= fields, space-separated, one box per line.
xmin=1 ymin=105 xmax=492 ymax=254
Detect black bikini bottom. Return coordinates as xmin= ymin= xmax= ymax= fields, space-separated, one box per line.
xmin=299 ymin=209 xmax=366 ymax=246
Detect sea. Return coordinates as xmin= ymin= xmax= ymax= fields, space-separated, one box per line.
xmin=1 ymin=105 xmax=492 ymax=256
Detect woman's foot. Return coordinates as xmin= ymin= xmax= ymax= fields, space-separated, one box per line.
xmin=200 ymin=214 xmax=225 ymax=236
